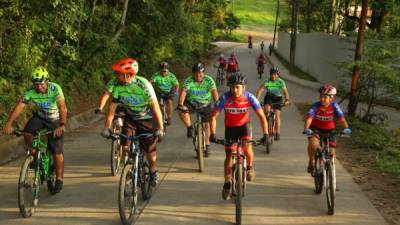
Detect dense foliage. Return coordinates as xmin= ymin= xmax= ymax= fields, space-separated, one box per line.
xmin=0 ymin=0 xmax=233 ymax=125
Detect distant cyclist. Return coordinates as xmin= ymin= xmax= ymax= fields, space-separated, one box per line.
xmin=210 ymin=73 xmax=268 ymax=200
xmin=226 ymin=53 xmax=239 ymax=80
xmin=303 ymin=84 xmax=351 ymax=173
xmin=177 ymin=63 xmax=219 ymax=157
xmin=248 ymin=35 xmax=253 ymax=49
xmin=3 ymin=66 xmax=67 ymax=194
xmin=260 ymin=41 xmax=265 ymax=52
xmin=255 ymin=67 xmax=290 ymax=141
xmin=256 ymin=53 xmax=266 ymax=75
xmin=101 ymin=57 xmax=164 ymax=186
xmin=150 ymin=62 xmax=179 ymax=125
xmin=217 ymin=54 xmax=227 ymax=71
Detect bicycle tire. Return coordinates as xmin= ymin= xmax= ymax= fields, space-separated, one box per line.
xmin=18 ymin=155 xmax=37 ymax=218
xmin=235 ymin=164 xmax=243 ymax=225
xmin=196 ymin=123 xmax=205 ymax=172
xmin=118 ymin=163 xmax=138 ymax=225
xmin=326 ymin=161 xmax=335 ymax=215
xmin=46 ymin=152 xmax=56 ymax=194
xmin=111 ymin=138 xmax=122 ymax=176
xmin=314 ymin=157 xmax=324 ymax=194
xmin=140 ymin=159 xmax=153 ymax=200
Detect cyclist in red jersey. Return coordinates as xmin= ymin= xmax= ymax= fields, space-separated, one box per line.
xmin=210 ymin=73 xmax=268 ymax=200
xmin=226 ymin=53 xmax=239 ymax=80
xmin=303 ymin=84 xmax=352 ymax=173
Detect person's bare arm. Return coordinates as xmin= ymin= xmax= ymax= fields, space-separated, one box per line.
xmin=255 ymin=108 xmax=268 ymax=134
xmin=3 ymin=102 xmax=26 ymax=134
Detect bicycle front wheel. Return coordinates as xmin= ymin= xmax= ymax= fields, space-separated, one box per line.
xmin=235 ymin=164 xmax=243 ymax=225
xmin=118 ymin=163 xmax=139 ymax=225
xmin=314 ymin=157 xmax=324 ymax=194
xmin=196 ymin=123 xmax=205 ymax=172
xmin=140 ymin=159 xmax=153 ymax=200
xmin=326 ymin=161 xmax=336 ymax=215
xmin=18 ymin=155 xmax=38 ymax=218
xmin=111 ymin=138 xmax=123 ymax=176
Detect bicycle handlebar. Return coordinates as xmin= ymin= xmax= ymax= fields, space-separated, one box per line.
xmin=13 ymin=129 xmax=53 ymax=137
xmin=109 ymin=132 xmax=154 ymax=141
xmin=213 ymin=138 xmax=263 ymax=146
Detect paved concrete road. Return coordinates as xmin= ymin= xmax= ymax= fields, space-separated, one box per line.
xmin=0 ymin=43 xmax=387 ymax=225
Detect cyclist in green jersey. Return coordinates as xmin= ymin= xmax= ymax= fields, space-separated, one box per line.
xmin=3 ymin=66 xmax=67 ymax=193
xmin=177 ymin=63 xmax=219 ymax=156
xmin=150 ymin=62 xmax=179 ymax=125
xmin=256 ymin=67 xmax=290 ymax=141
xmin=101 ymin=58 xmax=164 ymax=186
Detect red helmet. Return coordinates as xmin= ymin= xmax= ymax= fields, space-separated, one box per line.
xmin=112 ymin=58 xmax=139 ymax=75
xmin=319 ymin=84 xmax=337 ymax=95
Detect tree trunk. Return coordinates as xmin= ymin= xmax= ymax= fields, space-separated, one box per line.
xmin=348 ymin=0 xmax=369 ymax=116
xmin=272 ymin=0 xmax=280 ymax=53
xmin=345 ymin=0 xmax=350 ymax=16
xmin=289 ymin=0 xmax=298 ymax=65
xmin=306 ymin=0 xmax=311 ymax=32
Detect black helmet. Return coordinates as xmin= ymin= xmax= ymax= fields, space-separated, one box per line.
xmin=160 ymin=61 xmax=169 ymax=71
xmin=270 ymin=67 xmax=279 ymax=75
xmin=228 ymin=72 xmax=247 ymax=85
xmin=192 ymin=63 xmax=205 ymax=73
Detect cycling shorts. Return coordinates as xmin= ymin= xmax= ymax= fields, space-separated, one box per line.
xmin=263 ymin=94 xmax=283 ymax=110
xmin=156 ymin=91 xmax=174 ymax=101
xmin=309 ymin=126 xmax=337 ymax=147
xmin=224 ymin=123 xmax=252 ymax=153
xmin=23 ymin=114 xmax=64 ymax=154
xmin=121 ymin=118 xmax=158 ymax=153
xmin=184 ymin=101 xmax=212 ymax=123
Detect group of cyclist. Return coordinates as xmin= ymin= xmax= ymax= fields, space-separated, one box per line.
xmin=2 ymin=50 xmax=351 ymax=200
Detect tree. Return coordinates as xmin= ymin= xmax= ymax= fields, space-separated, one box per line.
xmin=224 ymin=12 xmax=240 ymax=36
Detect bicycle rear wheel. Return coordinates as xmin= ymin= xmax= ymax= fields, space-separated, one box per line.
xmin=18 ymin=155 xmax=38 ymax=218
xmin=314 ymin=157 xmax=324 ymax=194
xmin=326 ymin=161 xmax=335 ymax=215
xmin=118 ymin=163 xmax=139 ymax=225
xmin=235 ymin=164 xmax=243 ymax=225
xmin=195 ymin=123 xmax=205 ymax=172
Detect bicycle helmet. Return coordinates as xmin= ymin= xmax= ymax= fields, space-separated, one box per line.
xmin=112 ymin=58 xmax=139 ymax=75
xmin=230 ymin=52 xmax=235 ymax=58
xmin=219 ymin=54 xmax=224 ymax=58
xmin=31 ymin=66 xmax=49 ymax=83
xmin=228 ymin=72 xmax=247 ymax=85
xmin=319 ymin=84 xmax=337 ymax=95
xmin=192 ymin=63 xmax=205 ymax=73
xmin=269 ymin=67 xmax=279 ymax=75
xmin=160 ymin=61 xmax=169 ymax=71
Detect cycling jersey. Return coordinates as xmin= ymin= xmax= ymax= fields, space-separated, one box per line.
xmin=218 ymin=58 xmax=227 ymax=68
xmin=150 ymin=71 xmax=178 ymax=94
xmin=256 ymin=57 xmax=265 ymax=66
xmin=182 ymin=75 xmax=216 ymax=106
xmin=263 ymin=77 xmax=286 ymax=97
xmin=214 ymin=91 xmax=261 ymax=127
xmin=227 ymin=58 xmax=238 ymax=72
xmin=105 ymin=79 xmax=120 ymax=93
xmin=20 ymin=82 xmax=65 ymax=121
xmin=307 ymin=101 xmax=345 ymax=130
xmin=111 ymin=76 xmax=157 ymax=120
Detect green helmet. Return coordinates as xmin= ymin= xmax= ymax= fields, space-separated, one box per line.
xmin=31 ymin=66 xmax=49 ymax=83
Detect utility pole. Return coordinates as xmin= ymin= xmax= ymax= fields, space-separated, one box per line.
xmin=348 ymin=0 xmax=369 ymax=116
xmin=272 ymin=0 xmax=280 ymax=55
xmin=289 ymin=0 xmax=298 ymax=65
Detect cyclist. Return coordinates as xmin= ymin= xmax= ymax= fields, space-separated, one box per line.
xmin=260 ymin=41 xmax=265 ymax=51
xmin=255 ymin=67 xmax=290 ymax=141
xmin=226 ymin=53 xmax=239 ymax=80
xmin=177 ymin=63 xmax=219 ymax=157
xmin=217 ymin=54 xmax=227 ymax=70
xmin=248 ymin=35 xmax=253 ymax=49
xmin=303 ymin=84 xmax=351 ymax=173
xmin=3 ymin=66 xmax=67 ymax=194
xmin=209 ymin=73 xmax=268 ymax=200
xmin=150 ymin=62 xmax=179 ymax=126
xmin=269 ymin=43 xmax=273 ymax=56
xmin=256 ymin=53 xmax=266 ymax=75
xmin=101 ymin=58 xmax=164 ymax=186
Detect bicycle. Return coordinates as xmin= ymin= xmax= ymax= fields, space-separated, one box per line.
xmin=262 ymin=101 xmax=287 ymax=154
xmin=177 ymin=104 xmax=207 ymax=172
xmin=214 ymin=138 xmax=262 ymax=225
xmin=158 ymin=93 xmax=174 ymax=130
xmin=257 ymin=63 xmax=264 ymax=79
xmin=15 ymin=129 xmax=56 ymax=218
xmin=305 ymin=130 xmax=348 ymax=215
xmin=110 ymin=131 xmax=154 ymax=225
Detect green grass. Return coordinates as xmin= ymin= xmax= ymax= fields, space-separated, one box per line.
xmin=232 ymin=0 xmax=290 ymax=29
